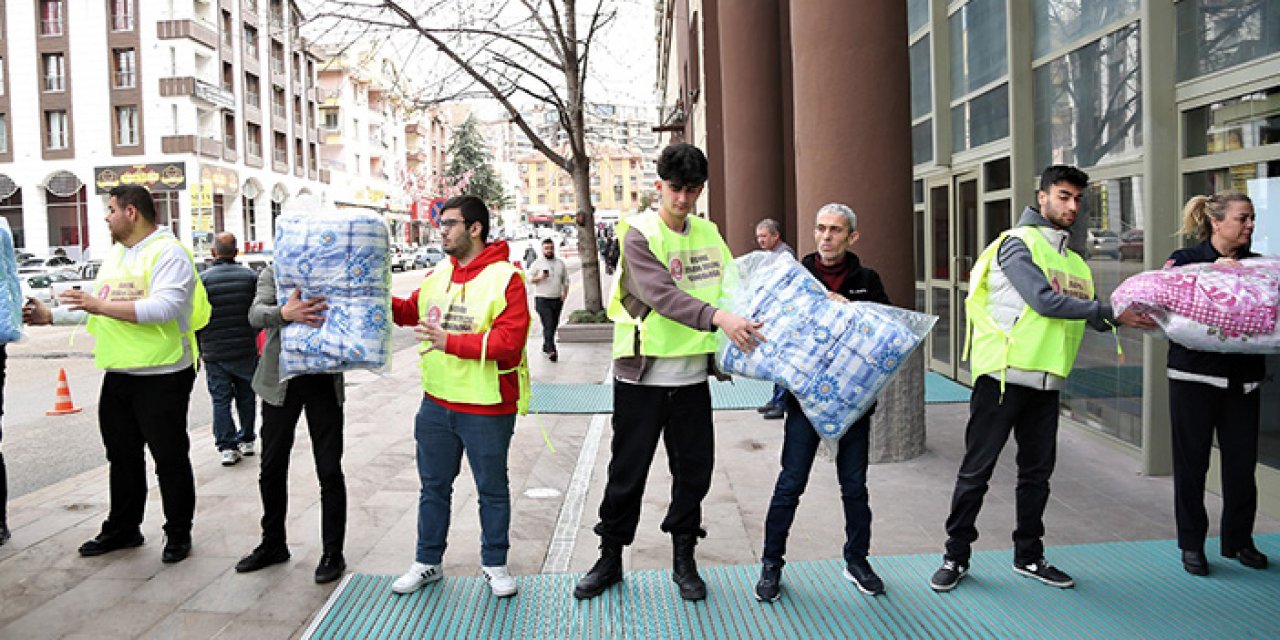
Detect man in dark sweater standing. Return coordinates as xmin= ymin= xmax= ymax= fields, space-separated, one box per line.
xmin=754 ymin=203 xmax=890 ymax=603
xmin=197 ymin=233 xmax=259 ymax=466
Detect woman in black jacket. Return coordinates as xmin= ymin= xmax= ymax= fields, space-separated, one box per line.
xmin=1167 ymin=191 xmax=1267 ymax=576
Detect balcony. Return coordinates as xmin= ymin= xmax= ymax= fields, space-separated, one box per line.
xmin=159 ymin=77 xmax=236 ymax=111
xmin=157 ymin=20 xmax=218 ymax=50
xmin=319 ymin=169 xmax=331 ymax=184
xmin=162 ymin=135 xmax=223 ymax=159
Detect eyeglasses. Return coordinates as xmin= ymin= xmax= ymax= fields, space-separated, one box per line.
xmin=439 ymin=219 xmax=465 ymax=229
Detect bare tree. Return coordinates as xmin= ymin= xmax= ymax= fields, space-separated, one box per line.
xmin=306 ymin=0 xmax=617 ymax=312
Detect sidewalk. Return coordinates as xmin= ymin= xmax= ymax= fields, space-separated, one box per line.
xmin=1 ymin=270 xmax=1277 ymax=638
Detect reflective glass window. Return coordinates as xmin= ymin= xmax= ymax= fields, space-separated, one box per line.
xmin=1034 ymin=23 xmax=1143 ymax=169
xmin=910 ymin=36 xmax=932 ymax=120
xmin=1183 ymin=86 xmax=1280 ymax=158
xmin=1033 ymin=0 xmax=1139 ymax=58
xmin=949 ymin=0 xmax=1008 ymax=99
xmin=1176 ymin=0 xmax=1280 ymax=81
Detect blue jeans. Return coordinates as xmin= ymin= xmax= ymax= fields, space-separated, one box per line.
xmin=762 ymin=394 xmax=872 ymax=565
xmin=205 ymin=357 xmax=258 ymax=451
xmin=414 ymin=395 xmax=516 ymax=566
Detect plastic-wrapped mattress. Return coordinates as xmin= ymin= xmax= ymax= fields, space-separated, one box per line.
xmin=1111 ymin=257 xmax=1280 ymax=353
xmin=717 ymin=252 xmax=935 ymax=442
xmin=0 ymin=219 xmax=23 ymax=344
xmin=272 ymin=198 xmax=392 ymax=379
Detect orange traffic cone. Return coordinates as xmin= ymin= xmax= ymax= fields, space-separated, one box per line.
xmin=46 ymin=368 xmax=82 ymax=416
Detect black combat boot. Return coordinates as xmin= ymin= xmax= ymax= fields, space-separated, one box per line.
xmin=573 ymin=540 xmax=623 ymax=599
xmin=672 ymin=533 xmax=707 ymax=601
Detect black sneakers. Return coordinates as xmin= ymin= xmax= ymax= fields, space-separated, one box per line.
xmin=235 ymin=543 xmax=291 ymax=573
xmin=78 ymin=530 xmax=145 ymax=557
xmin=315 ymin=552 xmax=346 ymax=584
xmin=1222 ymin=545 xmax=1269 ymax=570
xmin=754 ymin=562 xmax=782 ymax=603
xmin=843 ymin=560 xmax=885 ymax=596
xmin=1013 ymin=558 xmax=1074 ymax=588
xmin=929 ymin=559 xmax=968 ymax=592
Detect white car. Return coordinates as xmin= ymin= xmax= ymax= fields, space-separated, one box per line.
xmin=18 ymin=255 xmax=77 ymax=274
xmin=1085 ymin=229 xmax=1120 ymax=260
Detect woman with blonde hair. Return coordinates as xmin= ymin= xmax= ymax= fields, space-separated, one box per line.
xmin=1167 ymin=191 xmax=1266 ymax=576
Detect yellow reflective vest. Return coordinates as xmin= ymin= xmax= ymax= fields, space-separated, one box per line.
xmin=87 ymin=231 xmax=211 ymax=370
xmin=965 ymin=225 xmax=1095 ymax=382
xmin=417 ymin=259 xmax=530 ymax=414
xmin=607 ymin=211 xmax=735 ymax=359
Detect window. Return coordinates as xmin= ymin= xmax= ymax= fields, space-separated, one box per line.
xmin=245 ymin=73 xmax=261 ymax=107
xmin=949 ymin=0 xmax=1007 ymax=99
xmin=247 ymin=123 xmax=262 ymax=157
xmin=0 ymin=114 xmax=8 ymax=153
xmin=271 ymin=41 xmax=285 ymax=75
xmin=244 ymin=25 xmax=259 ymax=58
xmin=114 ymin=49 xmax=136 ymax=89
xmin=116 ymin=106 xmax=138 ymax=146
xmin=912 ymin=120 xmax=933 ymax=165
xmin=0 ymin=190 xmax=23 ymax=248
xmin=1183 ymin=86 xmax=1280 ymax=158
xmin=41 ymin=0 xmax=64 ymax=36
xmin=272 ymin=87 xmax=285 ymax=118
xmin=224 ymin=113 xmax=236 ymax=150
xmin=46 ymin=110 xmax=69 ymax=149
xmin=273 ymin=132 xmax=287 ymax=163
xmin=1177 ymin=0 xmax=1280 ymax=81
xmin=242 ymin=195 xmax=257 ymax=241
xmin=294 ymin=96 xmax=302 ymax=125
xmin=909 ymin=36 xmax=932 ymax=120
xmin=43 ymin=53 xmax=66 ymax=92
xmin=1033 ymin=0 xmax=1139 ymax=58
xmin=322 ymin=109 xmax=338 ymax=129
xmin=221 ymin=10 xmax=233 ymax=47
xmin=111 ymin=0 xmax=135 ymax=31
xmin=907 ymin=0 xmax=929 ymax=33
xmin=0 ymin=57 xmax=5 ymax=96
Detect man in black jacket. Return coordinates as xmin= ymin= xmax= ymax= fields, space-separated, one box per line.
xmin=755 ymin=203 xmax=890 ymax=603
xmin=197 ymin=233 xmax=259 ymax=466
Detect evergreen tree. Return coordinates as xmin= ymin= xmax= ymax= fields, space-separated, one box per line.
xmin=444 ymin=115 xmax=506 ymax=208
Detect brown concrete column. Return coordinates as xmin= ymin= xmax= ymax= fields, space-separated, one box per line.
xmin=789 ymin=1 xmax=922 ymax=463
xmin=712 ymin=0 xmax=786 ymax=255
xmin=788 ymin=1 xmax=913 ymax=306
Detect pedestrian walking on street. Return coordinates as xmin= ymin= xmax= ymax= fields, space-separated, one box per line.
xmin=529 ymin=238 xmax=569 ymax=362
xmin=234 ymin=265 xmax=348 ymax=584
xmin=574 ymin=143 xmax=764 ymax=602
xmin=929 ymin=165 xmax=1155 ymax=593
xmin=388 ymin=196 xmax=531 ymax=599
xmin=1166 ymin=192 xmax=1267 ymax=576
xmin=196 ymin=233 xmax=259 ymax=466
xmin=751 ymin=218 xmax=795 ymax=421
xmin=24 ymin=185 xmax=211 ymax=565
xmin=754 ymin=204 xmax=890 ymax=603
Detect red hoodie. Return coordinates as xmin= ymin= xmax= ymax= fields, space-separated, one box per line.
xmin=391 ymin=240 xmax=530 ymax=415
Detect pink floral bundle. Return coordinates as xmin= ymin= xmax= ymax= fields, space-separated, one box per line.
xmin=1111 ymin=258 xmax=1280 ymax=352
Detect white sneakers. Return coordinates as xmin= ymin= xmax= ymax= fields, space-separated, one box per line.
xmin=238 ymin=441 xmax=256 ymax=456
xmin=482 ymin=565 xmax=519 ymax=598
xmin=220 ymin=449 xmax=242 ymax=466
xmin=392 ymin=562 xmax=444 ymax=594
xmin=390 ymin=562 xmax=518 ymax=597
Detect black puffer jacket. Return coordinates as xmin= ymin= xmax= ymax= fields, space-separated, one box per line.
xmin=197 ymin=259 xmax=259 ymax=362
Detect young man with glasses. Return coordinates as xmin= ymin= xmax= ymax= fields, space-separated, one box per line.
xmin=574 ymin=143 xmax=765 ymax=602
xmin=387 ymin=196 xmax=531 ymax=599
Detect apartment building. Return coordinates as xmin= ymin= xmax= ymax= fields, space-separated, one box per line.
xmin=0 ymin=0 xmax=328 ymax=259
xmin=315 ymin=47 xmax=410 ymax=241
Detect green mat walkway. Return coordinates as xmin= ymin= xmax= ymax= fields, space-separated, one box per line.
xmin=304 ymin=534 xmax=1280 ymax=639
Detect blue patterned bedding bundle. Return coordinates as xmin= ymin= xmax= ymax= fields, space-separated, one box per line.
xmin=273 ymin=201 xmax=392 ymax=380
xmin=0 ymin=219 xmax=22 ymax=343
xmin=717 ymin=252 xmax=936 ymax=442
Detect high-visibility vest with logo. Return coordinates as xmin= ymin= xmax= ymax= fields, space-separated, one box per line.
xmin=965 ymin=225 xmax=1094 ymax=380
xmin=87 ymin=233 xmax=212 ymax=370
xmin=607 ymin=212 xmax=734 ymax=358
xmin=418 ymin=260 xmax=530 ymax=414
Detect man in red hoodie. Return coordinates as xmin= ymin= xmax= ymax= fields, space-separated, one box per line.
xmin=386 ymin=195 xmax=531 ymax=599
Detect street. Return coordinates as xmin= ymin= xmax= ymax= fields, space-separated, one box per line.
xmin=1 ymin=264 xmax=467 ymax=500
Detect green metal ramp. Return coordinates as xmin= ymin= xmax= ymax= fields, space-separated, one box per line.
xmin=303 ymin=534 xmax=1280 ymax=639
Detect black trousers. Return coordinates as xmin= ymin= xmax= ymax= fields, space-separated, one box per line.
xmin=0 ymin=344 xmax=7 ymax=525
xmin=258 ymin=374 xmax=346 ymax=553
xmin=944 ymin=375 xmax=1059 ymax=565
xmin=99 ymin=367 xmax=198 ymax=540
xmin=1169 ymin=379 xmax=1261 ymax=552
xmin=534 ymin=297 xmax=563 ymax=354
xmin=594 ymin=380 xmax=714 ymax=545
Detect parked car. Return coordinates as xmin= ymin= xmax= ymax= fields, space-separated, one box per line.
xmin=78 ymin=259 xmax=103 ymax=280
xmin=18 ymin=255 xmax=76 ymax=274
xmin=389 ymin=246 xmax=413 ymax=272
xmin=47 ymin=269 xmax=90 ymax=299
xmin=413 ymin=247 xmax=446 ymax=269
xmin=235 ymin=252 xmax=273 ymax=273
xmin=1085 ymin=228 xmax=1120 ymax=259
xmin=1119 ymin=229 xmax=1144 ymax=261
xmin=20 ymin=274 xmax=55 ymax=307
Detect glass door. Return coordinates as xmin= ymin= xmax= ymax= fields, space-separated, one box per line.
xmin=954 ymin=173 xmax=979 ymax=382
xmin=925 ymin=179 xmax=953 ymax=376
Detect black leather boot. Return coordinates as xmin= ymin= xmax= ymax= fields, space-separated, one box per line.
xmin=573 ymin=541 xmax=623 ymax=599
xmin=672 ymin=533 xmax=706 ymax=601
